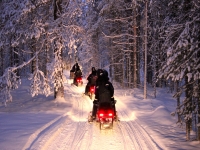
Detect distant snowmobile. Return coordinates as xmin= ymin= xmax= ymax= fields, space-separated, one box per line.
xmin=73 ymin=77 xmax=83 ymax=87
xmin=88 ymin=100 xmax=119 ymax=130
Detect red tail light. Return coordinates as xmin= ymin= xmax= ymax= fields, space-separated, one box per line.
xmin=99 ymin=113 xmax=104 ymax=117
xmin=77 ymin=78 xmax=82 ymax=82
xmin=98 ymin=110 xmax=113 ymax=118
xmin=90 ymin=86 xmax=95 ymax=92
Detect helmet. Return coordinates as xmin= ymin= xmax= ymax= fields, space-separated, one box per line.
xmin=75 ymin=63 xmax=78 ymax=68
xmin=91 ymin=67 xmax=96 ymax=75
xmin=97 ymin=69 xmax=109 ymax=81
xmin=103 ymin=69 xmax=109 ymax=81
xmin=103 ymin=69 xmax=108 ymax=78
xmin=97 ymin=69 xmax=104 ymax=77
xmin=92 ymin=67 xmax=96 ymax=72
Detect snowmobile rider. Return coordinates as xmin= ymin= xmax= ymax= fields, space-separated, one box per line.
xmin=71 ymin=62 xmax=79 ymax=73
xmin=84 ymin=67 xmax=97 ymax=95
xmin=70 ymin=62 xmax=79 ymax=79
xmin=73 ymin=63 xmax=82 ymax=84
xmin=91 ymin=69 xmax=116 ymax=119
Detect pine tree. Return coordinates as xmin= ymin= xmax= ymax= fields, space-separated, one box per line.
xmin=157 ymin=0 xmax=200 ymax=140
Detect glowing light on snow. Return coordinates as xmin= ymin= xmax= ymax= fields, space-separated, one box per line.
xmin=119 ymin=111 xmax=136 ymax=121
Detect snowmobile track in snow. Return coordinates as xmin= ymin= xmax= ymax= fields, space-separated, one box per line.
xmin=117 ymin=109 xmax=161 ymax=150
xmin=23 ymin=80 xmax=162 ymax=150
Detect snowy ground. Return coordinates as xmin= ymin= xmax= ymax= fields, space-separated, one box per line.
xmin=0 ymin=70 xmax=200 ymax=150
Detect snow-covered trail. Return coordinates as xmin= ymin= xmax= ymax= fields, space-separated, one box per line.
xmin=23 ymin=77 xmax=162 ymax=150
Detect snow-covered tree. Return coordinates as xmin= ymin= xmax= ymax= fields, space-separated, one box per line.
xmin=75 ymin=0 xmax=100 ymax=74
xmin=0 ymin=0 xmax=84 ymax=104
xmin=157 ymin=0 xmax=200 ymax=140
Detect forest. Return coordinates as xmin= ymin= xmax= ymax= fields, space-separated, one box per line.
xmin=0 ymin=0 xmax=200 ymax=141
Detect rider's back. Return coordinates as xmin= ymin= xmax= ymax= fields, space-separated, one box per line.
xmin=98 ymin=82 xmax=111 ymax=101
xmin=90 ymin=74 xmax=97 ymax=85
xmin=75 ymin=70 xmax=82 ymax=77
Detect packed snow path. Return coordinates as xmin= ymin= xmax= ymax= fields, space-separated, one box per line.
xmin=23 ymin=78 xmax=162 ymax=150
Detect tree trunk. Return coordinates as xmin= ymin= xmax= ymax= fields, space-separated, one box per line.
xmin=176 ymin=81 xmax=181 ymax=122
xmin=185 ymin=75 xmax=192 ymax=140
xmin=133 ymin=2 xmax=137 ymax=88
xmin=31 ymin=38 xmax=37 ymax=73
xmin=186 ymin=120 xmax=191 ymax=141
xmin=9 ymin=36 xmax=14 ymax=68
xmin=0 ymin=47 xmax=3 ymax=76
xmin=54 ymin=0 xmax=64 ymax=99
xmin=144 ymin=0 xmax=148 ymax=99
xmin=198 ymin=80 xmax=200 ymax=141
xmin=13 ymin=47 xmax=19 ymax=76
xmin=110 ymin=53 xmax=114 ymax=83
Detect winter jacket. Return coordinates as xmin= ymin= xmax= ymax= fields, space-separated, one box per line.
xmin=95 ymin=80 xmax=114 ymax=103
xmin=87 ymin=74 xmax=97 ymax=85
xmin=75 ymin=70 xmax=82 ymax=78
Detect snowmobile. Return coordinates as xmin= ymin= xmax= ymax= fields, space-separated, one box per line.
xmin=73 ymin=77 xmax=83 ymax=87
xmin=88 ymin=100 xmax=118 ymax=130
xmin=87 ymin=85 xmax=95 ymax=100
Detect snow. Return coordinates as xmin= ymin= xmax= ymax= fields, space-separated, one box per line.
xmin=0 ymin=70 xmax=200 ymax=150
